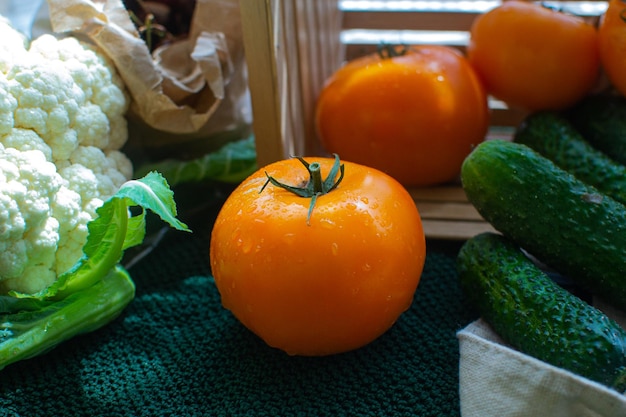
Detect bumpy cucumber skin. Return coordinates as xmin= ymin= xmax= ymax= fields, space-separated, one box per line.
xmin=461 ymin=140 xmax=626 ymax=312
xmin=457 ymin=232 xmax=626 ymax=392
xmin=514 ymin=111 xmax=626 ymax=205
xmin=566 ymin=94 xmax=626 ymax=166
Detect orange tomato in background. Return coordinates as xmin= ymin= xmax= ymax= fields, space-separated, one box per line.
xmin=210 ymin=156 xmax=426 ymax=356
xmin=598 ymin=0 xmax=626 ymax=98
xmin=467 ymin=0 xmax=600 ymax=111
xmin=315 ymin=45 xmax=489 ymax=187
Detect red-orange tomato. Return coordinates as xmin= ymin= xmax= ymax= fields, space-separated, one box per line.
xmin=315 ymin=45 xmax=489 ymax=187
xmin=210 ymin=156 xmax=426 ymax=356
xmin=468 ymin=0 xmax=600 ymax=111
xmin=598 ymin=0 xmax=626 ymax=98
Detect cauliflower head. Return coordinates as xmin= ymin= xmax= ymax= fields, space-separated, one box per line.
xmin=0 ymin=21 xmax=133 ymax=294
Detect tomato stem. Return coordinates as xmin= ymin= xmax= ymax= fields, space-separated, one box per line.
xmin=377 ymin=43 xmax=409 ymax=59
xmin=260 ymin=154 xmax=345 ymax=225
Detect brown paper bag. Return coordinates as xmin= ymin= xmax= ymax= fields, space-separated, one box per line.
xmin=46 ymin=0 xmax=251 ymax=152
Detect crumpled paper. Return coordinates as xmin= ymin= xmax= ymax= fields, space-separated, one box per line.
xmin=46 ymin=0 xmax=251 ymax=147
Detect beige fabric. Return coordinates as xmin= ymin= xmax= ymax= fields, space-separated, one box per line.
xmin=458 ymin=319 xmax=626 ymax=417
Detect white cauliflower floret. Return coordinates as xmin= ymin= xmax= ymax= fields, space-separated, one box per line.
xmin=0 ymin=145 xmax=61 ymax=293
xmin=69 ymin=146 xmax=131 ymax=197
xmin=0 ymin=74 xmax=17 ymax=134
xmin=52 ymin=189 xmax=92 ymax=276
xmin=0 ymin=17 xmax=28 ymax=73
xmin=28 ymin=35 xmax=129 ymax=150
xmin=107 ymin=150 xmax=134 ymax=180
xmin=2 ymin=128 xmax=53 ymax=160
xmin=0 ymin=22 xmax=133 ymax=294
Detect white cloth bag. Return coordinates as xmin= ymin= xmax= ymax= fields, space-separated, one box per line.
xmin=458 ymin=319 xmax=626 ymax=417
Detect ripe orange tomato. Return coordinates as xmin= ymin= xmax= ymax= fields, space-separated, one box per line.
xmin=210 ymin=155 xmax=426 ymax=356
xmin=467 ymin=0 xmax=600 ymax=111
xmin=315 ymin=45 xmax=489 ymax=187
xmin=598 ymin=0 xmax=626 ymax=97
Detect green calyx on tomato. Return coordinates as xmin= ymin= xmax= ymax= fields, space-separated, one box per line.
xmin=260 ymin=154 xmax=345 ymax=225
xmin=377 ymin=43 xmax=409 ymax=59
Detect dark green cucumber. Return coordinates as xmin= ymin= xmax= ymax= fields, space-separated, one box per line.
xmin=461 ymin=139 xmax=626 ymax=311
xmin=514 ymin=111 xmax=626 ymax=206
xmin=566 ymin=94 xmax=626 ymax=166
xmin=457 ymin=232 xmax=626 ymax=392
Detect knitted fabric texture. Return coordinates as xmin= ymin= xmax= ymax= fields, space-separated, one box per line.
xmin=0 ymin=195 xmax=478 ymax=417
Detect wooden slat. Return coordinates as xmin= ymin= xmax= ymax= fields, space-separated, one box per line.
xmin=239 ymin=0 xmax=285 ymax=167
xmin=342 ymin=10 xmax=479 ymax=31
xmin=490 ymin=106 xmax=528 ymax=128
xmin=345 ymin=43 xmax=465 ymax=61
xmin=416 ymin=201 xmax=484 ymax=221
xmin=410 ymin=186 xmax=467 ymax=202
xmin=421 ymin=219 xmax=496 ymax=241
xmin=410 ymin=185 xmax=494 ymax=240
xmin=239 ymin=0 xmax=343 ymax=167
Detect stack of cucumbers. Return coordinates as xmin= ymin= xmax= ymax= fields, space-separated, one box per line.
xmin=458 ymin=94 xmax=626 ymax=393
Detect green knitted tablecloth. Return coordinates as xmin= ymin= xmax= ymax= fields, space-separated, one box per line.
xmin=0 ymin=186 xmax=478 ymax=417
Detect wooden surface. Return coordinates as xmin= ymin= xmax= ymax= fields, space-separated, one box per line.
xmin=238 ymin=0 xmax=284 ymax=166
xmin=410 ymin=185 xmax=496 ymax=240
xmin=239 ymin=0 xmax=343 ymax=165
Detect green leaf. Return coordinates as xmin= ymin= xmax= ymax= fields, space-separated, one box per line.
xmin=115 ymin=172 xmax=189 ymax=232
xmin=133 ymin=135 xmax=258 ymax=186
xmin=0 ymin=266 xmax=135 ymax=371
xmin=123 ymin=212 xmax=147 ymax=250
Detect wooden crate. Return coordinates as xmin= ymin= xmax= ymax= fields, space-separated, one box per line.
xmin=238 ymin=0 xmax=607 ymax=240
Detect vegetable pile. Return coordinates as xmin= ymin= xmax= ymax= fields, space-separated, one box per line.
xmin=0 ymin=172 xmax=189 ymax=370
xmin=0 ymin=0 xmax=259 ymax=371
xmin=457 ymin=0 xmax=626 ymax=393
xmin=313 ymin=0 xmax=608 ymax=188
xmin=0 ymin=12 xmax=191 ymax=369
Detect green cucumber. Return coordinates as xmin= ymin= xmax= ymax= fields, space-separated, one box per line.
xmin=566 ymin=94 xmax=626 ymax=166
xmin=461 ymin=139 xmax=626 ymax=311
xmin=514 ymin=111 xmax=626 ymax=205
xmin=457 ymin=232 xmax=626 ymax=392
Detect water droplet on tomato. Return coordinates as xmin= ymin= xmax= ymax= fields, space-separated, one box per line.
xmin=331 ymin=242 xmax=339 ymax=256
xmin=241 ymin=239 xmax=253 ymax=254
xmin=320 ymin=218 xmax=336 ymax=229
xmin=283 ymin=233 xmax=296 ymax=245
